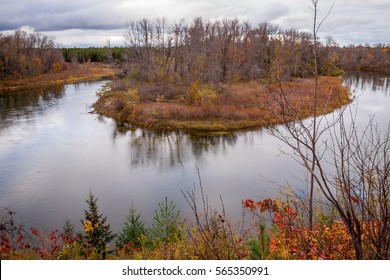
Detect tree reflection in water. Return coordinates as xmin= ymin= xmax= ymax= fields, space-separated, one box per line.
xmin=343 ymin=70 xmax=390 ymax=95
xmin=0 ymin=85 xmax=65 ymax=130
xmin=111 ymin=125 xmax=239 ymax=169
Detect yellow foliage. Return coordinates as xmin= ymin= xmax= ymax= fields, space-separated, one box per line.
xmin=83 ymin=220 xmax=98 ymax=234
xmin=52 ymin=63 xmax=62 ymax=73
xmin=187 ymin=81 xmax=218 ymax=105
xmin=124 ymin=88 xmax=140 ymax=103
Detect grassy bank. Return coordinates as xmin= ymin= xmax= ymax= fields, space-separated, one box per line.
xmin=0 ymin=63 xmax=116 ymax=93
xmin=93 ymin=76 xmax=351 ymax=133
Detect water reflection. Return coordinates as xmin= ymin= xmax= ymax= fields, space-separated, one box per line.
xmin=0 ymin=85 xmax=65 ymax=130
xmin=343 ymin=70 xmax=390 ymax=96
xmin=189 ymin=134 xmax=238 ymax=158
xmin=342 ymin=71 xmax=390 ymax=131
xmin=128 ymin=130 xmax=188 ymax=168
xmin=110 ymin=124 xmax=240 ymax=169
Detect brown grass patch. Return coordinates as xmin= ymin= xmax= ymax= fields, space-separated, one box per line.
xmin=0 ymin=63 xmax=116 ymax=93
xmin=94 ymin=76 xmax=350 ymax=132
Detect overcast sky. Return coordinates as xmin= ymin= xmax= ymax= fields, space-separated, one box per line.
xmin=1 ymin=0 xmax=389 ymax=47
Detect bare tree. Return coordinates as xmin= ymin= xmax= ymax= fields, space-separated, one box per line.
xmin=122 ymin=15 xmax=336 ymax=86
xmin=267 ymin=0 xmax=390 ymax=259
xmin=0 ymin=30 xmax=62 ymax=77
xmin=125 ymin=19 xmax=155 ymax=81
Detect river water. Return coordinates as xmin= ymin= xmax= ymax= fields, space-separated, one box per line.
xmin=0 ymin=72 xmax=389 ymax=232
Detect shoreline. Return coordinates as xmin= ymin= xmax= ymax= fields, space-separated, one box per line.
xmin=0 ymin=63 xmax=116 ymax=94
xmin=342 ymin=65 xmax=390 ymax=73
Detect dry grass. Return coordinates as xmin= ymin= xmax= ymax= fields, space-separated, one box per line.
xmin=94 ymin=76 xmax=351 ymax=132
xmin=0 ymin=63 xmax=116 ymax=93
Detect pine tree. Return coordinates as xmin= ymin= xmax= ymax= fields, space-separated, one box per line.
xmin=115 ymin=203 xmax=146 ymax=249
xmin=151 ymin=197 xmax=181 ymax=243
xmin=61 ymin=216 xmax=77 ymax=243
xmin=81 ymin=190 xmax=115 ymax=259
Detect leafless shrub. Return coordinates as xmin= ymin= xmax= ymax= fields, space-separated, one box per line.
xmin=181 ymin=170 xmax=249 ymax=259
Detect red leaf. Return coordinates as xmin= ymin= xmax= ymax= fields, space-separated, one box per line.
xmin=350 ymin=196 xmax=360 ymax=204
xmin=31 ymin=227 xmax=40 ymax=237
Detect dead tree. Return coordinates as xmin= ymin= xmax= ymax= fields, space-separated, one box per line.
xmin=268 ymin=0 xmax=390 ymax=259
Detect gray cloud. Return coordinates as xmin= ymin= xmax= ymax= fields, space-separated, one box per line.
xmin=1 ymin=0 xmax=389 ymax=46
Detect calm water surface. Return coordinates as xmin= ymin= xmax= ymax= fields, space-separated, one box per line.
xmin=0 ymin=72 xmax=389 ymax=231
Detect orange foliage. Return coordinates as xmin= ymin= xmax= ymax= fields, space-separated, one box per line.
xmin=52 ymin=62 xmax=62 ymax=73
xmin=244 ymin=198 xmax=356 ymax=259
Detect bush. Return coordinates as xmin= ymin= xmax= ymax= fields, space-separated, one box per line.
xmin=243 ymin=198 xmax=357 ymax=259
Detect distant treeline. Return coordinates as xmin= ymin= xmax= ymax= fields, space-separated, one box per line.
xmin=1 ymin=21 xmax=390 ymax=80
xmin=333 ymin=44 xmax=390 ymax=70
xmin=62 ymin=47 xmax=127 ymax=63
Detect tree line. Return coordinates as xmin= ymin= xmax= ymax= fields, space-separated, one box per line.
xmin=1 ymin=22 xmax=389 ymax=81
xmin=62 ymin=47 xmax=126 ymax=64
xmin=123 ymin=17 xmax=329 ymax=84
xmin=123 ymin=18 xmax=389 ymax=84
xmin=332 ymin=44 xmax=390 ymax=70
xmin=0 ymin=30 xmax=63 ymax=78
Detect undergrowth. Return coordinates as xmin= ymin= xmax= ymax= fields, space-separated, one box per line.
xmin=1 ymin=182 xmax=378 ymax=260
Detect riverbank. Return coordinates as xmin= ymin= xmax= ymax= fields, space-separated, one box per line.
xmin=93 ymin=76 xmax=351 ymax=133
xmin=0 ymin=63 xmax=116 ymax=93
xmin=343 ymin=65 xmax=390 ymax=73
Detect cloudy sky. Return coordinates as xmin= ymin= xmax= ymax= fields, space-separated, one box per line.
xmin=1 ymin=0 xmax=389 ymax=47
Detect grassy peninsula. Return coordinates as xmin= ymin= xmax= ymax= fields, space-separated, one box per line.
xmin=93 ymin=76 xmax=350 ymax=132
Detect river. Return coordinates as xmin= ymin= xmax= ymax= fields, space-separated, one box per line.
xmin=0 ymin=71 xmax=389 ymax=232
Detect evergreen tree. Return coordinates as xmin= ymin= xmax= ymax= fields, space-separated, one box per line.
xmin=150 ymin=197 xmax=181 ymax=243
xmin=81 ymin=190 xmax=115 ymax=259
xmin=62 ymin=216 xmax=77 ymax=243
xmin=115 ymin=203 xmax=146 ymax=249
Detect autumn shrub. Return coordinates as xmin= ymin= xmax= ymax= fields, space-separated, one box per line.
xmin=182 ymin=173 xmax=250 ymax=260
xmin=187 ymin=81 xmax=218 ymax=106
xmin=52 ymin=63 xmax=62 ymax=73
xmin=0 ymin=214 xmax=82 ymax=260
xmin=243 ymin=198 xmax=358 ymax=259
xmin=138 ymin=83 xmax=186 ymax=101
xmin=186 ymin=213 xmax=249 ymax=260
xmin=129 ymin=228 xmax=193 ymax=260
xmin=0 ymin=207 xmax=31 ymax=259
